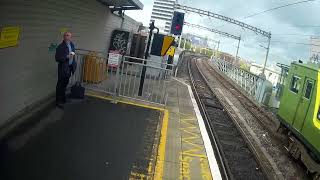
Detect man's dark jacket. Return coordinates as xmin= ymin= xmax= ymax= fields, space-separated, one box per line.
xmin=55 ymin=41 xmax=77 ymax=78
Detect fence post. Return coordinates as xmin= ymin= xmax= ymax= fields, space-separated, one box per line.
xmin=112 ymin=55 xmax=123 ymax=103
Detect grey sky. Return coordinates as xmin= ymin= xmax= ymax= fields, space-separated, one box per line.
xmin=126 ymin=0 xmax=320 ymax=66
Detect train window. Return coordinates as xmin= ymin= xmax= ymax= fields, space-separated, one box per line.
xmin=290 ymin=75 xmax=300 ymax=93
xmin=304 ymin=81 xmax=313 ymax=99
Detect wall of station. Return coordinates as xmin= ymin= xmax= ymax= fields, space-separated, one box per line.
xmin=0 ymin=0 xmax=142 ymax=126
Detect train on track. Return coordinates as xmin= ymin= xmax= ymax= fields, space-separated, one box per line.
xmin=278 ymin=62 xmax=320 ymax=178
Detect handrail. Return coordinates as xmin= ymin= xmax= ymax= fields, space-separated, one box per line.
xmin=123 ymin=56 xmax=175 ymax=67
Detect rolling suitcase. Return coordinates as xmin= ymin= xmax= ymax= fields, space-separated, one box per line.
xmin=71 ymin=82 xmax=85 ymax=99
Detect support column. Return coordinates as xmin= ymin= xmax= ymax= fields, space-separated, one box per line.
xmin=235 ymin=37 xmax=241 ymax=64
xmin=216 ymin=41 xmax=220 ymax=57
xmin=262 ymin=36 xmax=271 ymax=77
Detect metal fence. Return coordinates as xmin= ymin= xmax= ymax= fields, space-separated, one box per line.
xmin=211 ymin=57 xmax=263 ymax=100
xmin=70 ymin=50 xmax=173 ymax=105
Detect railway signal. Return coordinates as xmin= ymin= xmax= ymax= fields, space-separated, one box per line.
xmin=170 ymin=11 xmax=185 ymax=35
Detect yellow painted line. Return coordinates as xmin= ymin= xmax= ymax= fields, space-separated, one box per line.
xmin=86 ymin=93 xmax=165 ymax=111
xmin=86 ymin=93 xmax=169 ymax=180
xmin=154 ymin=109 xmax=169 ymax=180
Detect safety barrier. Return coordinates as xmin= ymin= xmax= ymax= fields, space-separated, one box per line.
xmin=70 ymin=50 xmax=173 ymax=105
xmin=211 ymin=57 xmax=263 ymax=100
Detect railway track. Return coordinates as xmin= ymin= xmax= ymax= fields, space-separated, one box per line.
xmin=201 ymin=59 xmax=281 ymax=140
xmin=192 ymin=56 xmax=309 ymax=180
xmin=188 ymin=57 xmax=268 ymax=180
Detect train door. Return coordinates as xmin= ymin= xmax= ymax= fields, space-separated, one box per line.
xmin=293 ymin=78 xmax=315 ymax=131
xmin=285 ymin=75 xmax=303 ymax=124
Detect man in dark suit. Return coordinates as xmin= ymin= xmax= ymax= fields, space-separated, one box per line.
xmin=55 ymin=32 xmax=76 ymax=108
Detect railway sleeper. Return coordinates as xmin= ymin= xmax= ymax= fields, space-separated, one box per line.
xmin=205 ymin=103 xmax=224 ymax=110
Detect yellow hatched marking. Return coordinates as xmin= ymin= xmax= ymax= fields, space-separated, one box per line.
xmin=179 ymin=116 xmax=212 ymax=180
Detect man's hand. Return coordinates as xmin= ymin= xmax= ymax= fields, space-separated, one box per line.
xmin=67 ymin=53 xmax=75 ymax=59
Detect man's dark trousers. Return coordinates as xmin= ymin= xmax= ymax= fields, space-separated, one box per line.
xmin=56 ymin=70 xmax=70 ymax=104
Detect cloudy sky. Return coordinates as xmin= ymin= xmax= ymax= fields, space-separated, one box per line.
xmin=126 ymin=0 xmax=320 ymax=66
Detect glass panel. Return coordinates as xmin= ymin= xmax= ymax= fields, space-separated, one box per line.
xmin=304 ymin=80 xmax=313 ymax=99
xmin=290 ymin=75 xmax=300 ymax=93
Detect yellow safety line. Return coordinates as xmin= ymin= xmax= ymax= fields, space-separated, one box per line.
xmin=86 ymin=93 xmax=165 ymax=111
xmin=154 ymin=109 xmax=169 ymax=180
xmin=86 ymin=93 xmax=169 ymax=180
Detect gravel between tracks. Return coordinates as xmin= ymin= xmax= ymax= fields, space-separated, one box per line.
xmin=190 ymin=58 xmax=267 ymax=180
xmin=197 ymin=58 xmax=308 ymax=180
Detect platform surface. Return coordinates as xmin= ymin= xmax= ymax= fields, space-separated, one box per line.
xmin=162 ymin=78 xmax=215 ymax=180
xmin=1 ymin=78 xmax=220 ymax=180
xmin=1 ymin=97 xmax=161 ymax=180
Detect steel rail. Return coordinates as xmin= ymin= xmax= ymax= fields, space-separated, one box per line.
xmin=188 ymin=58 xmax=230 ymax=180
xmin=190 ymin=57 xmax=271 ymax=179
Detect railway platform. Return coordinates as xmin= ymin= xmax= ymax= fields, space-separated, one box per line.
xmin=0 ymin=54 xmax=222 ymax=179
xmin=1 ymin=96 xmax=161 ymax=180
xmin=160 ymin=78 xmax=221 ymax=179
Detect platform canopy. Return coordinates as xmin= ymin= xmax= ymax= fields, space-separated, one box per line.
xmin=98 ymin=0 xmax=143 ymax=11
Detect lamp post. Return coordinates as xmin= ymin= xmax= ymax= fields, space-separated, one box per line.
xmin=138 ymin=20 xmax=159 ymax=96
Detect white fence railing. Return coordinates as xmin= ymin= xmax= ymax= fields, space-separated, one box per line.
xmin=70 ymin=50 xmax=174 ymax=105
xmin=211 ymin=58 xmax=264 ymax=101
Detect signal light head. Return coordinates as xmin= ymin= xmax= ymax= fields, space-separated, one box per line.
xmin=170 ymin=11 xmax=185 ymax=35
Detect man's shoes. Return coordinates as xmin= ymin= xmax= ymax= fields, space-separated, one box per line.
xmin=62 ymin=98 xmax=71 ymax=104
xmin=56 ymin=103 xmax=64 ymax=109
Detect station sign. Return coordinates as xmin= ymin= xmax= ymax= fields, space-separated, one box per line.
xmin=0 ymin=26 xmax=20 ymax=48
xmin=166 ymin=46 xmax=176 ymax=57
xmin=108 ymin=50 xmax=121 ymax=67
xmin=150 ymin=34 xmax=175 ymax=57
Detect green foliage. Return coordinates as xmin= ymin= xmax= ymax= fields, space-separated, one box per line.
xmin=239 ymin=61 xmax=251 ymax=71
xmin=206 ymin=49 xmax=214 ymax=57
xmin=180 ymin=39 xmax=191 ymax=50
xmin=179 ymin=38 xmax=214 ymax=57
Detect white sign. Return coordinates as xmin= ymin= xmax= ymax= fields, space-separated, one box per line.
xmin=108 ymin=52 xmax=121 ymax=67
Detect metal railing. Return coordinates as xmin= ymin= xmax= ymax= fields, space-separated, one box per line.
xmin=70 ymin=51 xmax=173 ymax=105
xmin=118 ymin=56 xmax=173 ymax=105
xmin=211 ymin=57 xmax=263 ymax=100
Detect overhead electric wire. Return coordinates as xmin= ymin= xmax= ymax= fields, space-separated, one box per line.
xmin=243 ymin=0 xmax=317 ymax=19
xmin=215 ymin=0 xmax=317 ymax=35
xmin=269 ymin=40 xmax=320 ymax=46
xmin=273 ymin=33 xmax=320 ymax=37
xmin=292 ymin=25 xmax=320 ymax=28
